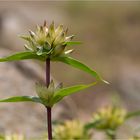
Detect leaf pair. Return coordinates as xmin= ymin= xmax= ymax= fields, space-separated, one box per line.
xmin=0 ymin=48 xmax=108 ymax=105
xmin=0 ymin=82 xmax=97 ymax=106
xmin=0 ymin=51 xmax=108 ymax=83
xmin=0 ymin=21 xmax=108 ymax=106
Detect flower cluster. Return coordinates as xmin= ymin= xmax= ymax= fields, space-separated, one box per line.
xmin=53 ymin=120 xmax=90 ymax=140
xmin=21 ymin=21 xmax=74 ymax=58
xmin=0 ymin=133 xmax=25 ymax=140
xmin=129 ymin=136 xmax=140 ymax=140
xmin=92 ymin=106 xmax=127 ymax=130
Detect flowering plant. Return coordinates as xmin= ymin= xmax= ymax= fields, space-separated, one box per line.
xmin=0 ymin=21 xmax=107 ymax=140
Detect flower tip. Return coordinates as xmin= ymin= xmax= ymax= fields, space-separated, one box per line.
xmin=103 ymin=80 xmax=110 ymax=84
xmin=44 ymin=20 xmax=47 ymax=27
xmin=57 ymin=82 xmax=63 ymax=89
xmin=52 ymin=20 xmax=54 ymax=24
xmin=18 ymin=34 xmax=23 ymax=38
xmin=65 ymin=28 xmax=68 ymax=34
xmin=50 ymin=21 xmax=55 ymax=27
xmin=29 ymin=30 xmax=35 ymax=37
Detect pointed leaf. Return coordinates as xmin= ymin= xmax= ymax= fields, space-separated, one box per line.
xmin=126 ymin=111 xmax=140 ymax=120
xmin=0 ymin=51 xmax=45 ymax=62
xmin=84 ymin=120 xmax=102 ymax=131
xmin=52 ymin=56 xmax=108 ymax=83
xmin=52 ymin=82 xmax=97 ymax=103
xmin=0 ymin=96 xmax=42 ymax=104
xmin=65 ymin=41 xmax=81 ymax=46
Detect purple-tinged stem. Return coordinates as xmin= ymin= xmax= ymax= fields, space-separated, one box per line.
xmin=46 ymin=58 xmax=52 ymax=140
xmin=46 ymin=58 xmax=50 ymax=87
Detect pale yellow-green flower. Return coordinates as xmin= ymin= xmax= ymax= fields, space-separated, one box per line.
xmin=53 ymin=120 xmax=91 ymax=140
xmin=5 ymin=133 xmax=25 ymax=140
xmin=129 ymin=136 xmax=140 ymax=140
xmin=21 ymin=21 xmax=74 ymax=58
xmin=92 ymin=106 xmax=127 ymax=130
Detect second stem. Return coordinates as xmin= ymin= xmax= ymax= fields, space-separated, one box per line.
xmin=46 ymin=58 xmax=52 ymax=140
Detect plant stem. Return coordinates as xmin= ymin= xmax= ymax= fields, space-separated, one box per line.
xmin=108 ymin=134 xmax=116 ymax=140
xmin=46 ymin=58 xmax=52 ymax=140
xmin=106 ymin=131 xmax=116 ymax=140
xmin=46 ymin=58 xmax=50 ymax=87
xmin=46 ymin=107 xmax=52 ymax=140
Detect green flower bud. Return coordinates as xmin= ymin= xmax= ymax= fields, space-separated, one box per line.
xmin=52 ymin=44 xmax=66 ymax=57
xmin=35 ymin=80 xmax=62 ymax=107
xmin=92 ymin=106 xmax=127 ymax=130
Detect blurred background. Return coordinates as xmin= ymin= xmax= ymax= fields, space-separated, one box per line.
xmin=0 ymin=1 xmax=140 ymax=139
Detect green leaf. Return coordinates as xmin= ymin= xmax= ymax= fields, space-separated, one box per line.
xmin=0 ymin=96 xmax=42 ymax=104
xmin=126 ymin=111 xmax=140 ymax=120
xmin=0 ymin=51 xmax=45 ymax=62
xmin=65 ymin=41 xmax=81 ymax=46
xmin=84 ymin=121 xmax=101 ymax=131
xmin=52 ymin=82 xmax=97 ymax=103
xmin=52 ymin=56 xmax=108 ymax=83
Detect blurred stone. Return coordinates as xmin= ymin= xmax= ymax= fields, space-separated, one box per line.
xmin=114 ymin=59 xmax=140 ymax=110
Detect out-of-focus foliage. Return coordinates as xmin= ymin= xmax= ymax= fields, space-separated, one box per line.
xmin=1 ymin=105 xmax=140 ymax=140
xmin=84 ymin=105 xmax=140 ymax=140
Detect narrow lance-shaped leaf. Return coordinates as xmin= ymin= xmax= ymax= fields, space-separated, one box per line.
xmin=65 ymin=41 xmax=81 ymax=46
xmin=0 ymin=51 xmax=45 ymax=62
xmin=84 ymin=120 xmax=102 ymax=132
xmin=52 ymin=56 xmax=108 ymax=83
xmin=0 ymin=96 xmax=42 ymax=104
xmin=52 ymin=82 xmax=97 ymax=103
xmin=126 ymin=110 xmax=140 ymax=120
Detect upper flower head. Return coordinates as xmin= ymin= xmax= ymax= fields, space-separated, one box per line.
xmin=21 ymin=21 xmax=74 ymax=58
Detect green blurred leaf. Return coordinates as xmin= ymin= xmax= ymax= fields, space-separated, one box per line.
xmin=0 ymin=51 xmax=45 ymax=62
xmin=52 ymin=56 xmax=108 ymax=83
xmin=84 ymin=120 xmax=101 ymax=131
xmin=106 ymin=129 xmax=116 ymax=140
xmin=126 ymin=111 xmax=140 ymax=120
xmin=0 ymin=96 xmax=42 ymax=104
xmin=65 ymin=41 xmax=81 ymax=46
xmin=52 ymin=82 xmax=97 ymax=103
